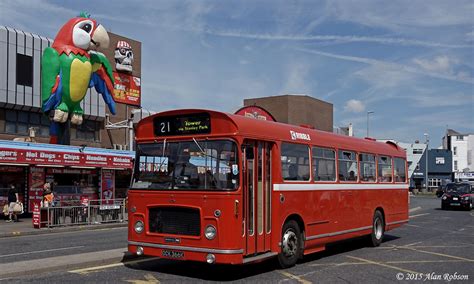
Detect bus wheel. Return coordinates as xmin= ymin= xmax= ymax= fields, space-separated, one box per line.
xmin=369 ymin=210 xmax=384 ymax=247
xmin=277 ymin=220 xmax=302 ymax=268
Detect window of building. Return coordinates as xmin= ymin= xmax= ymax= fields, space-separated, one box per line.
xmin=456 ymin=135 xmax=464 ymax=141
xmin=413 ymin=148 xmax=423 ymax=154
xmin=338 ymin=150 xmax=358 ymax=182
xmin=73 ymin=120 xmax=101 ymax=142
xmin=416 ymin=163 xmax=420 ymax=170
xmin=281 ymin=143 xmax=310 ymax=181
xmin=359 ymin=153 xmax=376 ymax=182
xmin=312 ymin=147 xmax=336 ymax=181
xmin=428 ymin=178 xmax=441 ymax=187
xmin=394 ymin=158 xmax=407 ymax=182
xmin=377 ymin=156 xmax=392 ymax=182
xmin=3 ymin=110 xmax=50 ymax=137
xmin=453 ymin=147 xmax=457 ymax=156
xmin=454 ymin=160 xmax=458 ymax=171
xmin=16 ymin=53 xmax=33 ymax=87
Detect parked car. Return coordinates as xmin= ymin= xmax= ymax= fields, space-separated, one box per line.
xmin=441 ymin=183 xmax=473 ymax=210
xmin=436 ymin=183 xmax=456 ymax=198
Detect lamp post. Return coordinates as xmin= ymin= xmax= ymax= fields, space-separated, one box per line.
xmin=424 ymin=133 xmax=429 ymax=192
xmin=366 ymin=111 xmax=374 ymax=137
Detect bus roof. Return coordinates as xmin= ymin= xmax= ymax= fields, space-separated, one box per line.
xmin=136 ymin=109 xmax=406 ymax=158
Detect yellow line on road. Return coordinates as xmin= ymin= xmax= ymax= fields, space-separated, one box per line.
xmin=279 ymin=271 xmax=312 ymax=284
xmin=346 ymin=256 xmax=420 ymax=274
xmin=398 ymin=247 xmax=474 ymax=262
xmin=409 ymin=213 xmax=430 ymax=218
xmin=69 ymin=257 xmax=160 ymax=275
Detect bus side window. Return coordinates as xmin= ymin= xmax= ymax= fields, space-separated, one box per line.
xmin=312 ymin=147 xmax=336 ymax=181
xmin=377 ymin=156 xmax=393 ymax=182
xmin=281 ymin=143 xmax=310 ymax=181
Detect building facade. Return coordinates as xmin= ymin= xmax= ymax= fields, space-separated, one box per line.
xmin=442 ymin=129 xmax=474 ymax=182
xmin=0 ymin=25 xmax=141 ymax=212
xmin=243 ymin=94 xmax=333 ymax=132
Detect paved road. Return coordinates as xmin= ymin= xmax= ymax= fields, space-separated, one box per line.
xmin=3 ymin=195 xmax=473 ymax=283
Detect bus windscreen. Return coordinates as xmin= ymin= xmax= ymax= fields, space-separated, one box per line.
xmin=132 ymin=140 xmax=239 ymax=191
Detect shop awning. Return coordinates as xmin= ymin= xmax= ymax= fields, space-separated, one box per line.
xmin=0 ymin=140 xmax=135 ymax=169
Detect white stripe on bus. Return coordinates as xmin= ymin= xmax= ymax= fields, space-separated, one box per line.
xmin=273 ymin=183 xmax=407 ymax=191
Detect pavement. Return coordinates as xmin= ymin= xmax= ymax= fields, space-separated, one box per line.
xmin=0 ymin=217 xmax=128 ymax=238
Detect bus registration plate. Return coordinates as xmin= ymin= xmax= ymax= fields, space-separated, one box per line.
xmin=162 ymin=250 xmax=184 ymax=259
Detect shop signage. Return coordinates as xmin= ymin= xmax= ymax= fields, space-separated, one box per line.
xmin=28 ymin=167 xmax=45 ymax=212
xmin=100 ymin=169 xmax=117 ymax=209
xmin=0 ymin=148 xmax=133 ymax=169
xmin=113 ymin=72 xmax=141 ymax=106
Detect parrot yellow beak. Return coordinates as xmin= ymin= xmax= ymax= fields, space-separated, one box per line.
xmin=90 ymin=24 xmax=109 ymax=50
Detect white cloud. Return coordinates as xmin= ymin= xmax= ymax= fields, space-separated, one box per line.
xmin=280 ymin=62 xmax=312 ymax=94
xmin=296 ymin=48 xmax=474 ymax=84
xmin=413 ymin=56 xmax=457 ymax=73
xmin=344 ymin=99 xmax=365 ymax=113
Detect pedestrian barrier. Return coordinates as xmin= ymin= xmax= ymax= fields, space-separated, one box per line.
xmin=39 ymin=199 xmax=128 ymax=228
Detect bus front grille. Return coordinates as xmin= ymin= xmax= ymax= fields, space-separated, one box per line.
xmin=149 ymin=207 xmax=201 ymax=236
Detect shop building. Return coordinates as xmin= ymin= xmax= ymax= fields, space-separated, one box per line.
xmin=0 ymin=140 xmax=133 ymax=213
xmin=0 ymin=25 xmax=141 ymax=212
xmin=243 ymin=94 xmax=333 ymax=132
xmin=442 ymin=129 xmax=474 ymax=182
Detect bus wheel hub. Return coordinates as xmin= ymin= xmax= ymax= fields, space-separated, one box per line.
xmin=282 ymin=229 xmax=298 ymax=257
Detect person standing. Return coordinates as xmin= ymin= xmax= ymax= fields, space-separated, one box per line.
xmin=7 ymin=185 xmax=19 ymax=222
xmin=42 ymin=182 xmax=54 ymax=207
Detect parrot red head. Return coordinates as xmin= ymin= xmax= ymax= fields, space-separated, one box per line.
xmin=52 ymin=13 xmax=109 ymax=57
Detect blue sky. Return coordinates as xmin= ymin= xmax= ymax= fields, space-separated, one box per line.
xmin=1 ymin=0 xmax=473 ymax=147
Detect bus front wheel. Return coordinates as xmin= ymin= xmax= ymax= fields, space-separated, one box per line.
xmin=277 ymin=220 xmax=302 ymax=268
xmin=369 ymin=210 xmax=385 ymax=247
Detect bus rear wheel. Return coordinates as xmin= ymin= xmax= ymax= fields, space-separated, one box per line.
xmin=368 ymin=210 xmax=384 ymax=247
xmin=277 ymin=220 xmax=302 ymax=268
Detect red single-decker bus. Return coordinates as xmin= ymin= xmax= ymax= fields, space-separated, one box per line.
xmin=128 ymin=109 xmax=408 ymax=267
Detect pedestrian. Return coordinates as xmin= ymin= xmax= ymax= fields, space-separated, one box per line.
xmin=42 ymin=182 xmax=54 ymax=208
xmin=7 ymin=185 xmax=19 ymax=222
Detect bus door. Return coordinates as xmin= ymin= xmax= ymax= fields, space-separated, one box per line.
xmin=243 ymin=140 xmax=272 ymax=256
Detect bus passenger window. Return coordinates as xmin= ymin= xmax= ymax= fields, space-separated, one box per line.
xmin=338 ymin=150 xmax=358 ymax=182
xmin=281 ymin=143 xmax=310 ymax=181
xmin=359 ymin=153 xmax=376 ymax=182
xmin=394 ymin=158 xmax=406 ymax=182
xmin=378 ymin=156 xmax=393 ymax=182
xmin=312 ymin=147 xmax=336 ymax=181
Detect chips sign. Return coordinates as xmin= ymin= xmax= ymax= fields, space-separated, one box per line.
xmin=0 ymin=148 xmax=133 ymax=169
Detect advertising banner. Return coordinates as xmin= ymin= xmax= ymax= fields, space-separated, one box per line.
xmin=0 ymin=148 xmax=133 ymax=169
xmin=100 ymin=169 xmax=116 ymax=209
xmin=28 ymin=167 xmax=45 ymax=212
xmin=113 ymin=72 xmax=141 ymax=106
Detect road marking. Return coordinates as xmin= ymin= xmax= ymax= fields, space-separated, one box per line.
xmin=404 ymin=241 xmax=422 ymax=247
xmin=409 ymin=213 xmax=430 ymax=218
xmin=346 ymin=256 xmax=420 ymax=274
xmin=0 ymin=226 xmax=127 ymax=239
xmin=409 ymin=207 xmax=421 ymax=213
xmin=398 ymin=246 xmax=474 ymax=262
xmin=69 ymin=257 xmax=160 ymax=275
xmin=377 ymin=245 xmax=473 ymax=249
xmin=0 ymin=246 xmax=85 ymax=258
xmin=310 ymin=259 xmax=466 ymax=267
xmin=125 ymin=273 xmax=160 ymax=284
xmin=279 ymin=271 xmax=312 ymax=284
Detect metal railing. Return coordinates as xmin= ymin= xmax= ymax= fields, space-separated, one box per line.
xmin=40 ymin=198 xmax=128 ymax=228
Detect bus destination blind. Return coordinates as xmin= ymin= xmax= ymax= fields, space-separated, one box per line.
xmin=154 ymin=113 xmax=211 ymax=136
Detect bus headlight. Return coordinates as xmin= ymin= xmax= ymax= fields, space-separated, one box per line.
xmin=134 ymin=220 xmax=144 ymax=234
xmin=205 ymin=225 xmax=216 ymax=240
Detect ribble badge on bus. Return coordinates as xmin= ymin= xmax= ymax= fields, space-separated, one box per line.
xmin=153 ymin=113 xmax=211 ymax=136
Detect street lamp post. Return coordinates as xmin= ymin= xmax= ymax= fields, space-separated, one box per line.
xmin=424 ymin=133 xmax=429 ymax=193
xmin=366 ymin=111 xmax=374 ymax=137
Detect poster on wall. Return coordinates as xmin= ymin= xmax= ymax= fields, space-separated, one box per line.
xmin=113 ymin=72 xmax=141 ymax=106
xmin=29 ymin=167 xmax=45 ymax=212
xmin=100 ymin=169 xmax=116 ymax=209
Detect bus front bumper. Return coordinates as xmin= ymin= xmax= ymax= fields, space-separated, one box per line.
xmin=128 ymin=241 xmax=244 ymax=264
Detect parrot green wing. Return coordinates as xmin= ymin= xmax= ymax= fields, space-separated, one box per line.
xmin=90 ymin=51 xmax=114 ymax=83
xmin=41 ymin=47 xmax=61 ymax=111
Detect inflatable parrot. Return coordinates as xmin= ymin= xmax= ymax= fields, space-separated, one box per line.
xmin=41 ymin=12 xmax=116 ymax=144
